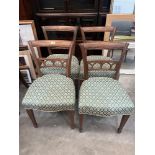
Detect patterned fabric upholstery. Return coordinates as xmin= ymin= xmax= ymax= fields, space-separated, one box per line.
xmin=79 ymin=77 xmax=134 ymax=117
xmin=22 ymin=74 xmax=75 ymax=112
xmin=40 ymin=54 xmax=79 ymax=79
xmin=80 ymin=55 xmax=116 ymax=78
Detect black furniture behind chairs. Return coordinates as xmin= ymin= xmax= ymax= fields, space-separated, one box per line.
xmin=34 ymin=0 xmax=112 ymax=30
xmin=20 ymin=0 xmax=112 ymax=59
xmin=35 ymin=0 xmax=100 ymax=13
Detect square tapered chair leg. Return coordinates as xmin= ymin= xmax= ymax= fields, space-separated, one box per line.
xmin=117 ymin=115 xmax=130 ymax=133
xmin=79 ymin=114 xmax=84 ymax=132
xmin=26 ymin=109 xmax=38 ymax=128
xmin=68 ymin=110 xmax=75 ymax=129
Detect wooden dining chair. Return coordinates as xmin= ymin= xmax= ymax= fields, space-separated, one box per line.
xmin=41 ymin=26 xmax=79 ymax=79
xmin=79 ymin=26 xmax=117 ymax=79
xmin=78 ymin=42 xmax=134 ymax=133
xmin=22 ymin=40 xmax=76 ymax=129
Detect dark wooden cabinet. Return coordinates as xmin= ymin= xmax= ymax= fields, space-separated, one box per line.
xmin=36 ymin=13 xmax=98 ymax=25
xmin=36 ymin=13 xmax=98 ymax=42
xmin=20 ymin=0 xmax=112 ymax=58
xmin=20 ymin=0 xmax=111 ymax=27
xmin=34 ymin=0 xmax=100 ymax=13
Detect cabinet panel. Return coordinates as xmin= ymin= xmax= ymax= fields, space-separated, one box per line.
xmin=68 ymin=0 xmax=98 ymax=12
xmin=34 ymin=0 xmax=100 ymax=13
xmin=99 ymin=0 xmax=111 ymax=12
xmin=35 ymin=0 xmax=67 ymax=12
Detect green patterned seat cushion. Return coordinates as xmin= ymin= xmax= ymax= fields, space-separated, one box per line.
xmin=40 ymin=54 xmax=79 ymax=79
xmin=79 ymin=77 xmax=134 ymax=117
xmin=80 ymin=55 xmax=116 ymax=78
xmin=22 ymin=74 xmax=75 ymax=112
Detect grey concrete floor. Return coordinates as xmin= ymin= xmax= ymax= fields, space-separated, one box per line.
xmin=19 ymin=75 xmax=135 ymax=155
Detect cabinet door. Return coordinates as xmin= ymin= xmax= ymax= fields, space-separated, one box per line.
xmin=99 ymin=0 xmax=111 ymax=12
xmin=35 ymin=0 xmax=67 ymax=12
xmin=68 ymin=0 xmax=98 ymax=12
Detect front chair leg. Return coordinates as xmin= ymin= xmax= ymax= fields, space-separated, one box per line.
xmin=79 ymin=114 xmax=84 ymax=132
xmin=26 ymin=109 xmax=38 ymax=128
xmin=117 ymin=115 xmax=130 ymax=133
xmin=68 ymin=111 xmax=75 ymax=129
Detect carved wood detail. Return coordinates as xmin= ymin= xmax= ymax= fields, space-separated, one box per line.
xmin=87 ymin=60 xmax=117 ymax=71
xmin=38 ymin=58 xmax=68 ymax=68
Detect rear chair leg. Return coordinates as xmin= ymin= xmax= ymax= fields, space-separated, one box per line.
xmin=68 ymin=111 xmax=75 ymax=129
xmin=124 ymin=49 xmax=128 ymax=61
xmin=117 ymin=115 xmax=130 ymax=133
xmin=111 ymin=50 xmax=114 ymax=58
xmin=79 ymin=114 xmax=84 ymax=132
xmin=26 ymin=109 xmax=38 ymax=128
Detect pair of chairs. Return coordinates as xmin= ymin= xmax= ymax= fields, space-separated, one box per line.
xmin=39 ymin=26 xmax=117 ymax=80
xmin=22 ymin=34 xmax=134 ymax=132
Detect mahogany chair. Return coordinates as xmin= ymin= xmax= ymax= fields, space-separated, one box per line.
xmin=41 ymin=26 xmax=79 ymax=79
xmin=22 ymin=40 xmax=76 ymax=129
xmin=79 ymin=26 xmax=117 ymax=79
xmin=78 ymin=42 xmax=134 ymax=133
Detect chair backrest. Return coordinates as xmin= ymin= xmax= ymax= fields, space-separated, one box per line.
xmin=42 ymin=26 xmax=78 ymax=55
xmin=79 ymin=41 xmax=129 ymax=80
xmin=42 ymin=26 xmax=78 ymax=41
xmin=28 ymin=40 xmax=75 ymax=78
xmin=80 ymin=26 xmax=116 ymax=42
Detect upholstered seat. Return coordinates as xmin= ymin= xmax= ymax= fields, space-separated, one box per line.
xmin=79 ymin=77 xmax=134 ymax=117
xmin=80 ymin=55 xmax=116 ymax=78
xmin=40 ymin=54 xmax=79 ymax=79
xmin=22 ymin=74 xmax=75 ymax=112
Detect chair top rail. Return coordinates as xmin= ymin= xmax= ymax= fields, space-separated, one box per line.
xmin=79 ymin=41 xmax=128 ymax=50
xmin=42 ymin=26 xmax=78 ymax=32
xmin=80 ymin=26 xmax=116 ymax=33
xmin=29 ymin=40 xmax=74 ymax=48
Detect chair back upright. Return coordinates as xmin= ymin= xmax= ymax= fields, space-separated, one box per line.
xmin=28 ymin=40 xmax=75 ymax=78
xmin=79 ymin=42 xmax=129 ymax=80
